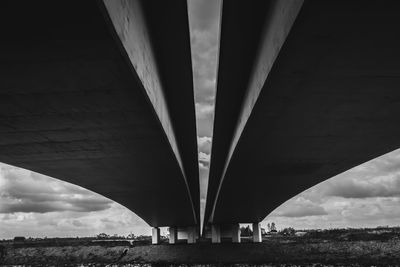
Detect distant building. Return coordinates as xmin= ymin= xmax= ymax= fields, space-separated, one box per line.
xmin=13 ymin=236 xmax=26 ymax=242
xmin=261 ymin=228 xmax=266 ymax=235
xmin=269 ymin=229 xmax=278 ymax=235
xmin=295 ymin=231 xmax=307 ymax=237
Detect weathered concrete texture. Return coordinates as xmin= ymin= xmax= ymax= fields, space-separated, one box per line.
xmin=0 ymin=0 xmax=198 ymax=227
xmin=208 ymin=0 xmax=400 ymax=223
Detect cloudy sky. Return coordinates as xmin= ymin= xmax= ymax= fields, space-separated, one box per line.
xmin=187 ymin=0 xmax=221 ymax=230
xmin=1 ymin=1 xmax=400 ymax=239
xmin=265 ymin=148 xmax=400 ymax=230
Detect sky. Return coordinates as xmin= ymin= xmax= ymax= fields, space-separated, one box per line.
xmin=1 ymin=1 xmax=400 ymax=239
xmin=265 ymin=149 xmax=400 ymax=230
xmin=187 ymin=0 xmax=221 ymax=230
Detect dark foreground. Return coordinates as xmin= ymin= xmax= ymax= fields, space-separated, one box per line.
xmin=1 ymin=238 xmax=400 ymax=266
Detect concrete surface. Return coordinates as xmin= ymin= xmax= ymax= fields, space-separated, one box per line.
xmin=0 ymin=0 xmax=198 ymax=227
xmin=207 ymin=0 xmax=400 ymax=224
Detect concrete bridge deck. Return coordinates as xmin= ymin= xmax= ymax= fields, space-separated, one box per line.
xmin=0 ymin=0 xmax=199 ymax=228
xmin=206 ymin=0 xmax=400 ymax=225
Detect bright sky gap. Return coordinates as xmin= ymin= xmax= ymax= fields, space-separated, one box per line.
xmin=187 ymin=0 xmax=222 ymax=233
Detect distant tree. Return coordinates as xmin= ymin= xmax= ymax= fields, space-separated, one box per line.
xmin=280 ymin=227 xmax=295 ymax=236
xmin=240 ymin=226 xmax=253 ymax=236
xmin=126 ymin=233 xmax=136 ymax=239
xmin=271 ymin=222 xmax=277 ymax=232
xmin=96 ymin=233 xmax=109 ymax=239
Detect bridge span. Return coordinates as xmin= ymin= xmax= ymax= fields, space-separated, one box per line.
xmin=2 ymin=0 xmax=400 ymax=245
xmin=205 ymin=0 xmax=400 ymax=242
xmin=0 ymin=0 xmax=199 ymax=243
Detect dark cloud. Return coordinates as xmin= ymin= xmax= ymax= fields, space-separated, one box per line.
xmin=0 ymin=167 xmax=112 ymax=214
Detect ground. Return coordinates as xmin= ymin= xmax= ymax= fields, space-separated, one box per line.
xmin=1 ymin=229 xmax=400 ymax=266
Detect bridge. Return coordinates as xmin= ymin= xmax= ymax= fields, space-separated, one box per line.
xmin=205 ymin=0 xmax=400 ymax=243
xmin=0 ymin=0 xmax=199 ymax=243
xmin=1 ymin=0 xmax=400 ymax=245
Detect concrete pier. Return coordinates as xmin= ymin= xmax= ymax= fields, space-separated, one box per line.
xmin=252 ymin=223 xmax=262 ymax=243
xmin=232 ymin=224 xmax=241 ymax=243
xmin=187 ymin=226 xmax=197 ymax=244
xmin=152 ymin=227 xmax=160 ymax=244
xmin=169 ymin=227 xmax=177 ymax=244
xmin=211 ymin=224 xmax=221 ymax=243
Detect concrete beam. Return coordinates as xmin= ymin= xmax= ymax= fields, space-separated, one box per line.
xmin=102 ymin=0 xmax=182 ymax=170
xmin=102 ymin=0 xmax=197 ymax=224
xmin=211 ymin=224 xmax=221 ymax=244
xmin=0 ymin=0 xmax=198 ymax=228
xmin=207 ymin=0 xmax=303 ymax=223
xmin=252 ymin=223 xmax=262 ymax=243
xmin=169 ymin=227 xmax=178 ymax=244
xmin=152 ymin=227 xmax=160 ymax=244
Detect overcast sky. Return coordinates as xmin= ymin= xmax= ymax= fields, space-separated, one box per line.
xmin=1 ymin=1 xmax=400 ymax=239
xmin=188 ymin=0 xmax=221 ymax=230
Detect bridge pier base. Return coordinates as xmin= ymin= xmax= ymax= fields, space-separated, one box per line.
xmin=187 ymin=226 xmax=197 ymax=244
xmin=211 ymin=224 xmax=221 ymax=243
xmin=231 ymin=223 xmax=241 ymax=243
xmin=252 ymin=222 xmax=262 ymax=243
xmin=169 ymin=227 xmax=177 ymax=244
xmin=152 ymin=227 xmax=160 ymax=244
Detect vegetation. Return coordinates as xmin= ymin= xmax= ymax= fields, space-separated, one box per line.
xmin=2 ymin=227 xmax=400 ymax=265
xmin=240 ymin=226 xmax=253 ymax=236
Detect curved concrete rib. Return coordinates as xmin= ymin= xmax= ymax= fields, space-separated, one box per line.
xmin=206 ymin=0 xmax=303 ymax=224
xmin=0 ymin=0 xmax=198 ymax=227
xmin=208 ymin=0 xmax=400 ymax=224
xmin=102 ymin=0 xmax=199 ymax=225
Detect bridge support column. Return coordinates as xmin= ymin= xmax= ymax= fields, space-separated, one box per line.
xmin=152 ymin=227 xmax=160 ymax=244
xmin=252 ymin=222 xmax=262 ymax=243
xmin=187 ymin=226 xmax=197 ymax=244
xmin=232 ymin=224 xmax=241 ymax=243
xmin=211 ymin=224 xmax=221 ymax=243
xmin=169 ymin=227 xmax=177 ymax=244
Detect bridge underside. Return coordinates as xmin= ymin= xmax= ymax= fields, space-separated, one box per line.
xmin=0 ymin=0 xmax=198 ymax=227
xmin=207 ymin=0 xmax=400 ymax=224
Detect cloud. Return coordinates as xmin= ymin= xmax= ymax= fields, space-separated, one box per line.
xmin=188 ymin=0 xmax=221 ymax=32
xmin=264 ymin=149 xmax=400 ymax=230
xmin=318 ymin=149 xmax=400 ymax=199
xmin=271 ymin=197 xmax=328 ymax=218
xmin=0 ymin=163 xmax=150 ymax=239
xmin=198 ymin=136 xmax=212 ymax=155
xmin=199 ymin=151 xmax=210 ymax=165
xmin=188 ymin=0 xmax=221 ymax=138
xmin=0 ymin=163 xmax=112 ymax=214
xmin=323 ymin=175 xmax=400 ymax=199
